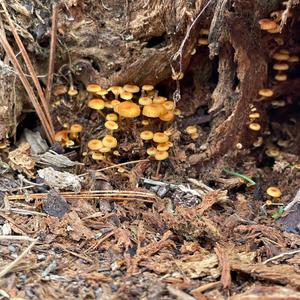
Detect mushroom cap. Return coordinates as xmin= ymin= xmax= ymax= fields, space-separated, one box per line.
xmin=249 ymin=113 xmax=260 ymax=119
xmin=88 ymin=139 xmax=103 ymax=151
xmin=258 ymin=19 xmax=277 ymax=30
xmin=249 ymin=123 xmax=261 ymax=131
xmin=153 ymin=132 xmax=169 ymax=143
xmin=191 ymin=132 xmax=199 ymax=140
xmin=275 ymin=73 xmax=287 ymax=81
xmin=105 ymin=101 xmax=114 ymax=109
xmin=92 ymin=152 xmax=105 ymax=160
xmin=163 ymin=101 xmax=175 ymax=110
xmin=198 ymin=38 xmax=209 ymax=45
xmin=123 ymin=84 xmax=140 ymax=93
xmin=157 ymin=142 xmax=170 ymax=151
xmin=99 ymin=146 xmax=111 ymax=153
xmin=159 ymin=111 xmax=174 ymax=122
xmin=141 ymin=120 xmax=149 ymax=126
xmin=186 ymin=126 xmax=198 ymax=135
xmin=86 ymin=84 xmax=102 ymax=93
xmin=140 ymin=130 xmax=154 ymax=140
xmin=54 ymin=130 xmax=69 ymax=142
xmin=266 ymin=186 xmax=282 ymax=198
xmin=105 ymin=120 xmax=118 ymax=130
xmin=142 ymin=103 xmax=166 ymax=118
xmin=70 ymin=123 xmax=83 ymax=133
xmin=153 ymin=96 xmax=167 ymax=104
xmin=106 ymin=113 xmax=118 ymax=121
xmin=65 ymin=140 xmax=75 ymax=147
xmin=155 ymin=150 xmax=169 ymax=161
xmin=200 ymin=28 xmax=209 ymax=35
xmin=68 ymin=87 xmax=78 ymax=96
xmin=273 ymin=63 xmax=289 ymax=71
xmin=142 ymin=85 xmax=154 ymax=92
xmin=116 ymin=101 xmax=141 ymax=118
xmin=109 ymin=86 xmax=123 ymax=95
xmin=272 ymin=52 xmax=289 ymax=61
xmin=253 ymin=136 xmax=263 ymax=147
xmin=265 ymin=147 xmax=280 ymax=157
xmin=258 ymin=89 xmax=273 ymax=97
xmin=96 ymin=88 xmax=108 ymax=96
xmin=111 ymin=100 xmax=121 ymax=108
xmin=120 ymin=91 xmax=133 ymax=100
xmin=139 ymin=97 xmax=152 ymax=106
xmin=147 ymin=147 xmax=157 ymax=156
xmin=102 ymin=135 xmax=118 ymax=148
xmin=88 ymin=99 xmax=105 ymax=110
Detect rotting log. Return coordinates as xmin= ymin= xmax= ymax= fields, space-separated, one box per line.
xmin=0 ymin=0 xmax=299 ymax=175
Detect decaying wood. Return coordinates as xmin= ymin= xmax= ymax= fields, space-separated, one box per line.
xmin=0 ymin=0 xmax=299 ymax=171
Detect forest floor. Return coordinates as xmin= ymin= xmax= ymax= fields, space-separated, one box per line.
xmin=0 ymin=82 xmax=300 ymax=300
xmin=1 ymin=1 xmax=300 ymax=299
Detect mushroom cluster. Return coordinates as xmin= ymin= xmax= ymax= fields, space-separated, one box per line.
xmin=54 ymin=83 xmax=179 ymax=162
xmin=54 ymin=123 xmax=83 ymax=148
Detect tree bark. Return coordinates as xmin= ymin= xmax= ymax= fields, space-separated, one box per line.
xmin=0 ymin=0 xmax=299 ymax=173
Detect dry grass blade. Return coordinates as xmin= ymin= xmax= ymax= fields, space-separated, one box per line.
xmin=0 ymin=3 xmax=55 ymax=142
xmin=0 ymin=32 xmax=54 ymax=143
xmin=45 ymin=4 xmax=59 ymax=105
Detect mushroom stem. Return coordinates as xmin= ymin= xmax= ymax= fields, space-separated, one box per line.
xmin=98 ymin=110 xmax=106 ymax=119
xmin=155 ymin=161 xmax=162 ymax=178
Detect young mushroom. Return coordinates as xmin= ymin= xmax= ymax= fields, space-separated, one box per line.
xmin=88 ymin=139 xmax=103 ymax=151
xmin=105 ymin=121 xmax=119 ymax=134
xmin=109 ymin=86 xmax=123 ymax=99
xmin=249 ymin=123 xmax=261 ymax=131
xmin=258 ymin=89 xmax=274 ymax=97
xmin=266 ymin=186 xmax=282 ymax=199
xmin=86 ymin=84 xmax=102 ymax=93
xmin=258 ymin=19 xmax=277 ymax=31
xmin=123 ymin=84 xmax=140 ymax=94
xmin=70 ymin=123 xmax=83 ymax=141
xmin=102 ymin=135 xmax=118 ymax=149
xmin=140 ymin=130 xmax=154 ymax=141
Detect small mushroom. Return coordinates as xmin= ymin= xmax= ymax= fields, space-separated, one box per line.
xmin=266 ymin=186 xmax=282 ymax=198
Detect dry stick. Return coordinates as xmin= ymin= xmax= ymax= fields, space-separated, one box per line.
xmin=0 ymin=238 xmax=38 ymax=278
xmin=0 ymin=34 xmax=54 ymax=143
xmin=1 ymin=2 xmax=55 ymax=137
xmin=95 ymin=159 xmax=149 ymax=173
xmin=45 ymin=4 xmax=59 ymax=106
xmin=0 ymin=235 xmax=36 ymax=242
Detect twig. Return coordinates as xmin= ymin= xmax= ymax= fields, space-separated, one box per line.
xmin=95 ymin=159 xmax=149 ymax=173
xmin=0 ymin=208 xmax=47 ymax=216
xmin=45 ymin=4 xmax=59 ymax=106
xmin=0 ymin=235 xmax=36 ymax=242
xmin=55 ymin=243 xmax=94 ymax=263
xmin=7 ymin=190 xmax=158 ymax=203
xmin=173 ymin=0 xmax=214 ymax=72
xmin=263 ymin=248 xmax=300 ymax=264
xmin=0 ymin=238 xmax=38 ymax=278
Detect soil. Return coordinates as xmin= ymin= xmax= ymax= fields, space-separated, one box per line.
xmin=0 ymin=0 xmax=300 ymax=299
